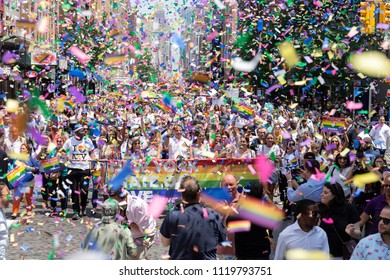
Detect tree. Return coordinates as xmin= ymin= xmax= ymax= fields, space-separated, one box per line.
xmin=135 ymin=51 xmax=159 ymax=83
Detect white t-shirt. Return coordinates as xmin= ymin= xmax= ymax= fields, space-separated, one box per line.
xmin=63 ymin=136 xmax=94 ymax=170
xmin=167 ymin=136 xmax=192 ymax=159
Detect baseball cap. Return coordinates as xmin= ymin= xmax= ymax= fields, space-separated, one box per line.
xmin=101 ymin=199 xmax=120 ymax=224
xmin=303 ymin=152 xmax=315 ymax=160
xmin=74 ymin=124 xmax=83 ymax=133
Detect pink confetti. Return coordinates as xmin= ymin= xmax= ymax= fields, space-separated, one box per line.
xmin=281 ymin=131 xmax=291 ymax=139
xmin=115 ymin=214 xmax=124 ymax=221
xmin=68 ymin=86 xmax=86 ymax=103
xmin=95 ymin=200 xmax=104 ymax=206
xmin=346 ymin=101 xmax=363 ymax=110
xmin=322 ymin=217 xmax=334 ymax=224
xmin=304 ymin=56 xmax=313 ymax=63
xmin=69 ymin=46 xmax=90 ymax=64
xmin=326 ymin=144 xmax=337 ymax=151
xmin=300 ymin=139 xmax=313 ymax=147
xmin=254 ymin=155 xmax=275 ymax=184
xmin=266 ymin=84 xmax=282 ymax=95
xmin=247 ymin=164 xmax=257 ymax=175
xmin=206 ymin=31 xmax=219 ymax=42
xmin=313 ymin=167 xmax=326 ymax=181
xmin=349 ymin=153 xmax=356 ymax=162
xmin=147 ymin=195 xmax=168 ymax=219
xmin=203 ymin=208 xmax=208 ymax=219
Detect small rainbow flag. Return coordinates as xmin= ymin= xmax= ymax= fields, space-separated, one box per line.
xmin=16 ymin=20 xmax=37 ymax=29
xmin=153 ymin=102 xmax=173 ymax=113
xmin=40 ymin=157 xmax=65 ymax=174
xmin=321 ymin=116 xmax=345 ymax=134
xmin=6 ymin=163 xmax=33 ymax=187
xmin=93 ymin=169 xmax=101 ymax=184
xmin=232 ymin=102 xmax=254 ymax=119
xmin=158 ymin=82 xmax=168 ymax=90
xmin=0 ymin=118 xmax=4 ymax=134
xmin=227 ymin=220 xmax=251 ymax=233
xmin=105 ymin=54 xmax=126 ymax=65
xmin=238 ymin=197 xmax=284 ymax=229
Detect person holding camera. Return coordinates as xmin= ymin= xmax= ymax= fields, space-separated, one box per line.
xmin=286 ymin=159 xmax=325 ymax=203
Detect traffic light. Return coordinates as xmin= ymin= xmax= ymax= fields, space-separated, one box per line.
xmin=360 ymin=2 xmax=375 ymax=34
xmin=380 ymin=1 xmax=390 ymax=24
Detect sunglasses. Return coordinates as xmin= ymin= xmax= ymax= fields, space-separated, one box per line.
xmin=382 ymin=184 xmax=390 ymax=188
xmin=305 ymin=211 xmax=320 ymax=217
xmin=378 ymin=216 xmax=390 ymax=225
xmin=339 ymin=157 xmax=347 ymax=160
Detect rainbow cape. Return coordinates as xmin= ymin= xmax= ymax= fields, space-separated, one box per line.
xmin=238 ymin=197 xmax=284 ymax=229
xmin=232 ymin=102 xmax=254 ymax=119
xmin=40 ymin=157 xmax=65 ymax=174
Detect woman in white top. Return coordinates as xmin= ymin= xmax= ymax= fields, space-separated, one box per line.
xmin=257 ymin=133 xmax=281 ymax=159
xmin=145 ymin=130 xmax=162 ymax=159
xmin=326 ymin=153 xmax=354 ymax=198
xmin=192 ymin=131 xmax=212 ymax=159
xmin=233 ymin=137 xmax=255 ymax=159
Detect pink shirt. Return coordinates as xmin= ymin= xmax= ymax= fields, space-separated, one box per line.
xmin=125 ymin=195 xmax=156 ymax=238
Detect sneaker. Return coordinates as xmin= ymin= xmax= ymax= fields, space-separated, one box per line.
xmin=81 ymin=210 xmax=87 ymax=217
xmin=11 ymin=213 xmax=17 ymax=219
xmin=91 ymin=209 xmax=96 ymax=216
xmin=59 ymin=210 xmax=67 ymax=217
xmin=26 ymin=211 xmax=32 ymax=216
xmin=72 ymin=213 xmax=80 ymax=220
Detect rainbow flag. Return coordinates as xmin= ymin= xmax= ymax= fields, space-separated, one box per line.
xmin=0 ymin=118 xmax=4 ymax=134
xmin=158 ymin=82 xmax=168 ymax=90
xmin=153 ymin=102 xmax=173 ymax=113
xmin=16 ymin=20 xmax=37 ymax=29
xmin=93 ymin=169 xmax=101 ymax=184
xmin=232 ymin=102 xmax=254 ymax=119
xmin=227 ymin=220 xmax=251 ymax=233
xmin=40 ymin=157 xmax=65 ymax=174
xmin=6 ymin=163 xmax=33 ymax=187
xmin=238 ymin=197 xmax=284 ymax=229
xmin=321 ymin=116 xmax=345 ymax=134
xmin=105 ymin=54 xmax=126 ymax=65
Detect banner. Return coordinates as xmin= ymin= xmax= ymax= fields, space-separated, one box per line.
xmin=6 ymin=162 xmax=34 ymax=188
xmin=102 ymin=159 xmax=259 ymax=200
xmin=321 ymin=116 xmax=345 ymax=134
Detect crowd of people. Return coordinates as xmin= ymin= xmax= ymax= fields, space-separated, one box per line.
xmin=0 ymin=88 xmax=390 ymax=260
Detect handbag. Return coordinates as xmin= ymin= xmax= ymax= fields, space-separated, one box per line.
xmin=341 ymin=239 xmax=357 ymax=260
xmin=333 ymin=224 xmax=357 ymax=260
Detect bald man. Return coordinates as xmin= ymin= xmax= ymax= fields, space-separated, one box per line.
xmin=216 ymin=174 xmax=242 ymax=259
xmin=222 ymin=174 xmax=240 ymax=203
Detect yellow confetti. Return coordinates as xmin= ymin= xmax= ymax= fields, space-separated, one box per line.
xmin=286 ymin=249 xmax=331 ymax=260
xmin=6 ymin=99 xmax=19 ymax=113
xmin=340 ymin=148 xmax=350 ymax=157
xmin=353 ymin=172 xmax=379 ymax=188
xmin=350 ymin=51 xmax=390 ymax=78
xmin=10 ymin=234 xmax=15 ymax=243
xmin=278 ymin=41 xmax=299 ymax=68
xmin=9 ymin=152 xmax=30 ymax=161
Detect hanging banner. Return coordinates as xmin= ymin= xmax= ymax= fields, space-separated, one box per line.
xmin=101 ymin=159 xmax=259 ymax=200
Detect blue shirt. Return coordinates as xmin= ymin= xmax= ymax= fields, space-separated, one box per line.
xmin=287 ymin=176 xmax=325 ymax=202
xmin=351 ymin=233 xmax=390 ymax=260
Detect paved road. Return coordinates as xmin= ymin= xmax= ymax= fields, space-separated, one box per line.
xmin=5 ymin=195 xmax=291 ymax=260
